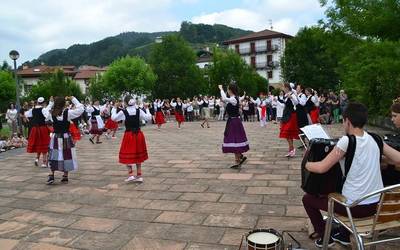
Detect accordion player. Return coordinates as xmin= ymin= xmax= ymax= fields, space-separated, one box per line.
xmin=301 ymin=138 xmax=342 ymax=195
xmin=382 ymin=134 xmax=400 ymax=186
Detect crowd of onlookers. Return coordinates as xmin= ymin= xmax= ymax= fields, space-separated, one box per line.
xmin=145 ymin=89 xmax=349 ymax=125
xmin=0 ymin=88 xmax=350 ymax=152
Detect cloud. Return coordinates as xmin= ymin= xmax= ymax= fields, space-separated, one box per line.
xmin=191 ymin=0 xmax=325 ymax=35
xmin=0 ymin=0 xmax=180 ymax=64
xmin=0 ymin=0 xmax=325 ymax=64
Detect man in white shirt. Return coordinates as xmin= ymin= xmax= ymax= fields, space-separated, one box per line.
xmin=303 ymin=103 xmax=400 ymax=248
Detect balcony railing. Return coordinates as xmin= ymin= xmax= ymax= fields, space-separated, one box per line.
xmin=237 ymin=44 xmax=280 ymax=55
xmin=255 ymin=61 xmax=280 ymax=69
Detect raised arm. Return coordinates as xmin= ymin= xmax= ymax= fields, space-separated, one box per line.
xmin=67 ymin=97 xmax=84 ymax=121
xmin=139 ymin=108 xmax=152 ymax=122
xmin=220 ymin=89 xmax=237 ymax=106
xmin=42 ymin=100 xmax=54 ymax=119
xmin=111 ymin=108 xmax=125 ymax=122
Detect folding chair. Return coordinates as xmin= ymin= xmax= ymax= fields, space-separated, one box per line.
xmin=322 ymin=184 xmax=400 ymax=249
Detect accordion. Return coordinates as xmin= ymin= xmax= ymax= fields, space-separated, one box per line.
xmin=384 ymin=134 xmax=400 ymax=151
xmin=301 ymin=138 xmax=342 ymax=195
xmin=382 ymin=134 xmax=400 ymax=186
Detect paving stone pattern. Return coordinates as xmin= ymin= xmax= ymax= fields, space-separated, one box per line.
xmin=0 ymin=121 xmax=397 ymax=249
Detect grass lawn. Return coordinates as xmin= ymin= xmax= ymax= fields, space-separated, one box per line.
xmin=0 ymin=125 xmax=11 ymax=138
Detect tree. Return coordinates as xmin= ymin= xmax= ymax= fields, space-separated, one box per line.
xmin=321 ymin=0 xmax=400 ymax=41
xmin=27 ymin=70 xmax=83 ymax=101
xmin=0 ymin=70 xmax=16 ymax=112
xmin=101 ymin=56 xmax=156 ymax=97
xmin=149 ymin=35 xmax=205 ymax=98
xmin=280 ymin=26 xmax=360 ymax=91
xmin=208 ymin=48 xmax=268 ymax=96
xmin=340 ymin=40 xmax=400 ymax=116
xmin=1 ymin=61 xmax=12 ymax=71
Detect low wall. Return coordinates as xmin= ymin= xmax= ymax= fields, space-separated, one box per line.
xmin=369 ymin=116 xmax=398 ymax=132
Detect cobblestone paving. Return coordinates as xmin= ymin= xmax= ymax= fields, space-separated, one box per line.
xmin=0 ymin=121 xmax=397 ymax=249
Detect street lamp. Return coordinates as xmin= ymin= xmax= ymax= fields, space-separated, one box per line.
xmin=9 ymin=50 xmax=22 ymax=134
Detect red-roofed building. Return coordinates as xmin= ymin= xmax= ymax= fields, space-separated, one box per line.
xmin=223 ymin=29 xmax=292 ymax=86
xmin=74 ymin=66 xmax=107 ymax=94
xmin=17 ymin=65 xmax=106 ymax=95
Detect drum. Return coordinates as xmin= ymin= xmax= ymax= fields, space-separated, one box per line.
xmin=246 ymin=228 xmax=282 ymax=250
xmin=301 ymin=138 xmax=342 ymax=195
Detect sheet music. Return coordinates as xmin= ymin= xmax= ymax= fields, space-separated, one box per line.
xmin=300 ymin=124 xmax=331 ymax=140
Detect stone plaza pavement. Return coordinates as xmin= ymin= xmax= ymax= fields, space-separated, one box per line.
xmin=0 ymin=121 xmax=398 ymax=249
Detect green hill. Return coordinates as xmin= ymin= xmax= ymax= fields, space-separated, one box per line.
xmin=25 ymin=22 xmax=252 ymax=67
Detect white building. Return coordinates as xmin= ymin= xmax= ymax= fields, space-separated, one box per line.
xmin=223 ymin=29 xmax=292 ymax=86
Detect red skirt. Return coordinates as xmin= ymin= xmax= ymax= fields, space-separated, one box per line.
xmin=105 ymin=119 xmax=118 ymax=130
xmin=310 ymin=108 xmax=320 ymax=124
xmin=27 ymin=126 xmax=51 ymax=153
xmin=69 ymin=123 xmax=81 ymax=141
xmin=175 ymin=112 xmax=185 ymax=123
xmin=119 ymin=130 xmax=148 ymax=164
xmin=279 ymin=112 xmax=300 ymax=139
xmin=155 ymin=111 xmax=165 ymax=125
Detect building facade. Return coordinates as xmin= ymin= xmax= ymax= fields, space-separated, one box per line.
xmin=17 ymin=65 xmax=106 ymax=95
xmin=223 ymin=29 xmax=292 ymax=86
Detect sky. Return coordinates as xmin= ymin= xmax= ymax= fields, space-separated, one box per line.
xmin=0 ymin=0 xmax=326 ymax=65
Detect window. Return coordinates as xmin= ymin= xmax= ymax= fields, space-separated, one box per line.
xmin=250 ymin=43 xmax=255 ymax=54
xmin=267 ymin=55 xmax=273 ymax=64
xmin=268 ymin=71 xmax=273 ymax=79
xmin=267 ymin=40 xmax=272 ymax=51
xmin=235 ymin=44 xmax=240 ymax=53
xmin=250 ymin=57 xmax=256 ymax=68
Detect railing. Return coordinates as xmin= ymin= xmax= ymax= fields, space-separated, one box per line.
xmin=255 ymin=61 xmax=280 ymax=69
xmin=237 ymin=44 xmax=280 ymax=54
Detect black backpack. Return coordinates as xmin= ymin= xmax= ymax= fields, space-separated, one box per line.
xmin=336 ymin=132 xmax=383 ymax=193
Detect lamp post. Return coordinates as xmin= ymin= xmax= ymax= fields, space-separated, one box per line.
xmin=9 ymin=50 xmax=22 ymax=134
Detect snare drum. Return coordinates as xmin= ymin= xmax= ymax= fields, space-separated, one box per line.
xmin=246 ymin=228 xmax=282 ymax=250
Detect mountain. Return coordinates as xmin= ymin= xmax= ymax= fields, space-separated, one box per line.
xmin=26 ymin=22 xmax=252 ymax=67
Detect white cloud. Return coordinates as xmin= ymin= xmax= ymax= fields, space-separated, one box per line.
xmin=0 ymin=0 xmax=180 ymax=64
xmin=191 ymin=0 xmax=325 ymax=35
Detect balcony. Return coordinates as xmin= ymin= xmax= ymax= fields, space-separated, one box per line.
xmin=237 ymin=44 xmax=280 ymax=55
xmin=255 ymin=61 xmax=280 ymax=69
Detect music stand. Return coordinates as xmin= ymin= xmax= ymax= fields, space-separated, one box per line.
xmin=299 ymin=124 xmax=331 ymax=149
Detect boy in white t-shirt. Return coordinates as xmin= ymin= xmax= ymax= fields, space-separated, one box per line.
xmin=302 ymin=103 xmax=400 ymax=248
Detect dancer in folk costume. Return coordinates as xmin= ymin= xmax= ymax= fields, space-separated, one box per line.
xmin=305 ymin=88 xmax=320 ymax=124
xmin=25 ymin=97 xmax=54 ymax=167
xmin=104 ymin=102 xmax=119 ymax=138
xmin=47 ymin=96 xmax=84 ymax=184
xmin=154 ymin=99 xmax=165 ymax=130
xmin=112 ymin=97 xmax=152 ymax=183
xmin=198 ymin=96 xmax=211 ymax=128
xmin=67 ymin=100 xmax=82 ymax=142
xmin=171 ymin=98 xmax=185 ymax=129
xmin=219 ymin=84 xmax=249 ymax=169
xmin=86 ymin=100 xmax=106 ymax=144
xmin=296 ymin=84 xmax=311 ymax=128
xmin=257 ymin=93 xmax=268 ymax=127
xmin=279 ymin=83 xmax=300 ymax=158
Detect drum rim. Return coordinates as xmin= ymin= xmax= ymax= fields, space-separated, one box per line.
xmin=246 ymin=228 xmax=281 ymax=247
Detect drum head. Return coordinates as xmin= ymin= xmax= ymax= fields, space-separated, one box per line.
xmin=246 ymin=229 xmax=281 ymax=249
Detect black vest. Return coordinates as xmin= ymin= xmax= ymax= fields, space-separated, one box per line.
xmin=123 ymin=109 xmax=140 ymax=132
xmin=175 ymin=102 xmax=183 ymax=114
xmin=202 ymin=100 xmax=209 ymax=108
xmin=226 ymin=97 xmax=240 ymax=118
xmin=305 ymin=96 xmax=316 ymax=113
xmin=53 ymin=109 xmax=70 ymax=134
xmin=31 ymin=108 xmax=46 ymax=126
xmin=91 ymin=107 xmax=100 ymax=119
xmin=281 ymin=98 xmax=295 ymax=123
xmin=296 ymin=94 xmax=310 ymax=128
